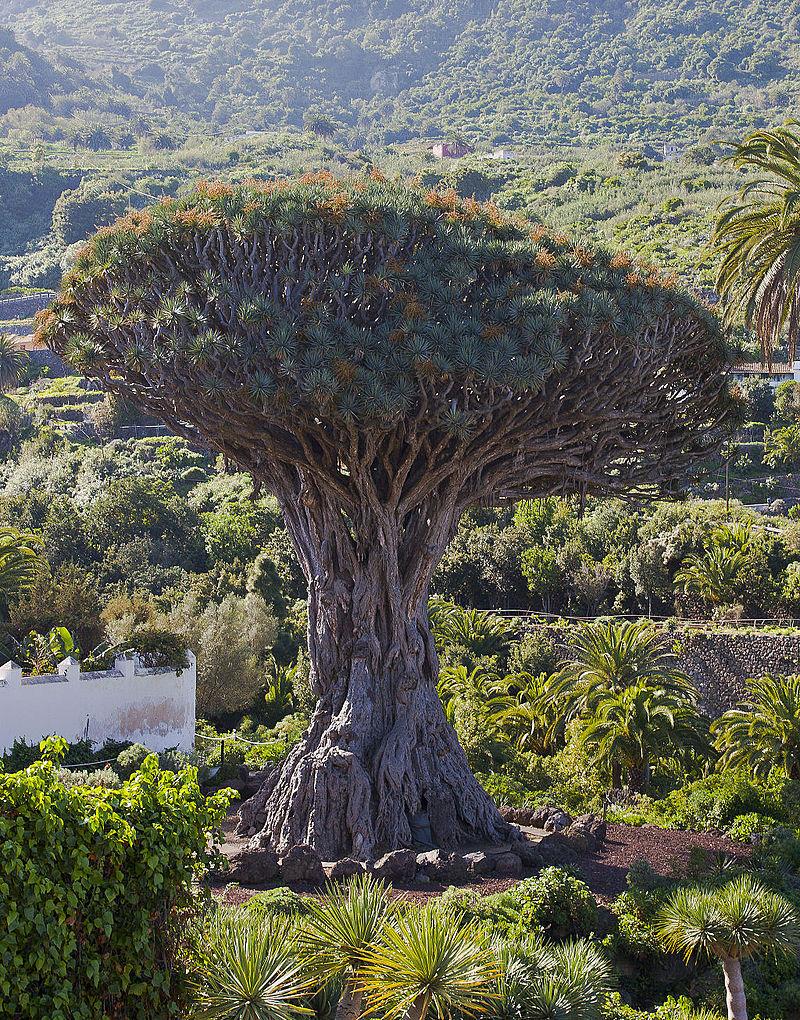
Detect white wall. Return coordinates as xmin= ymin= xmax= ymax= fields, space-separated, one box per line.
xmin=0 ymin=652 xmax=196 ymax=754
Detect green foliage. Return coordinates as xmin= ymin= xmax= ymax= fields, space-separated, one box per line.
xmin=0 ymin=524 xmax=43 ymax=612
xmin=167 ymin=592 xmax=277 ymax=719
xmin=712 ymin=674 xmax=800 ymax=780
xmin=712 ymin=125 xmax=800 ymax=363
xmin=445 ymin=868 xmax=599 ymax=941
xmin=634 ymin=770 xmax=790 ymax=832
xmin=186 ymin=909 xmax=314 ymax=1020
xmin=0 ymin=739 xmax=230 ymax=1019
xmin=244 ymin=889 xmax=310 ymax=921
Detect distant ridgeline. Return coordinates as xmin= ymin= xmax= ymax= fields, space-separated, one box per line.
xmin=1 ymin=0 xmax=799 ymax=143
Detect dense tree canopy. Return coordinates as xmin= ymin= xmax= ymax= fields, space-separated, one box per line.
xmin=40 ymin=173 xmax=735 ymax=507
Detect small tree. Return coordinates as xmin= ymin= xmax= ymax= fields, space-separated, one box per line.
xmin=39 ymin=174 xmax=735 ymax=857
xmin=657 ymin=874 xmax=800 ymax=1020
xmin=301 ymin=874 xmax=393 ymax=1020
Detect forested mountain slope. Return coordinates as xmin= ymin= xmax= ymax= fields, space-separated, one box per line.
xmin=1 ymin=0 xmax=798 ymax=143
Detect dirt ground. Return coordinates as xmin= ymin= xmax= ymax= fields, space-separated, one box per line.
xmin=209 ymin=807 xmax=750 ymax=907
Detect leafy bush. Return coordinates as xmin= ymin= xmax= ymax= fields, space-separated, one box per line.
xmin=436 ymin=868 xmax=597 ymax=940
xmin=645 ymin=770 xmax=784 ymax=830
xmin=726 ymin=812 xmax=783 ymax=842
xmin=503 ymin=867 xmax=598 ymax=938
xmin=243 ymin=887 xmax=310 ymax=919
xmin=115 ymin=741 xmax=151 ymax=779
xmin=0 ymin=738 xmax=229 ymax=1019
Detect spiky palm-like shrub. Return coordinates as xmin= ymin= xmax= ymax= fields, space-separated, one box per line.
xmin=357 ymin=906 xmax=499 ymax=1020
xmin=187 ymin=910 xmax=313 ymax=1020
xmin=491 ymin=935 xmax=613 ymax=1020
xmin=0 ymin=332 xmax=27 ymax=391
xmin=656 ymin=874 xmax=800 ymax=1020
xmin=300 ymin=874 xmax=393 ymax=1020
xmin=711 ymin=674 xmax=800 ymax=780
xmin=39 ymin=173 xmax=735 ymax=858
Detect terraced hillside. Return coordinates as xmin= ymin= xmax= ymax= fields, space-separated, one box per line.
xmin=1 ymin=0 xmax=798 ymax=143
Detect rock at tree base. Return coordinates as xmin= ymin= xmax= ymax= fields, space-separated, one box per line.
xmin=226 ymin=847 xmax=280 ymax=884
xmin=372 ymin=849 xmax=417 ymax=883
xmin=280 ymin=844 xmax=326 ymax=886
xmin=501 ymin=805 xmax=573 ymax=831
xmin=328 ymin=857 xmax=366 ymax=881
xmin=463 ymin=851 xmax=495 ymax=877
xmin=415 ymin=849 xmax=469 ymax=884
xmin=564 ymin=814 xmax=606 ymax=851
xmin=493 ymin=851 xmax=524 ymax=877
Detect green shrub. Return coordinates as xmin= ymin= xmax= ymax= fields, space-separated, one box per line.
xmin=0 ymin=738 xmax=229 ymax=1019
xmin=115 ymin=741 xmax=151 ymax=779
xmin=646 ymin=771 xmax=782 ymax=830
xmin=243 ymin=887 xmax=309 ymax=919
xmin=503 ymin=867 xmax=598 ymax=938
xmin=449 ymin=867 xmax=599 ymax=939
xmin=57 ymin=767 xmax=122 ymax=789
xmin=726 ymin=812 xmax=782 ymax=842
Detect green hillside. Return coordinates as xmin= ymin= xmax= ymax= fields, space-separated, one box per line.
xmin=1 ymin=0 xmax=799 ymax=143
xmin=0 ymin=26 xmax=81 ymax=113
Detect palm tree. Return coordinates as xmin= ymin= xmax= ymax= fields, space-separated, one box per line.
xmin=712 ymin=124 xmax=800 ymax=365
xmin=357 ymin=906 xmax=499 ymax=1020
xmin=491 ymin=935 xmax=613 ymax=1020
xmin=492 ymin=672 xmax=565 ymax=755
xmin=675 ymin=546 xmax=748 ymax=609
xmin=300 ymin=874 xmax=392 ymax=1020
xmin=187 ymin=909 xmax=314 ymax=1020
xmin=429 ymin=598 xmax=512 ymax=658
xmin=656 ymin=874 xmax=800 ymax=1020
xmin=0 ymin=527 xmax=43 ymax=616
xmin=552 ymin=620 xmax=694 ymax=721
xmin=576 ymin=680 xmax=707 ymax=790
xmin=436 ymin=664 xmax=511 ymax=724
xmin=711 ymin=674 xmax=800 ymax=780
xmin=0 ymin=333 xmax=27 ymax=391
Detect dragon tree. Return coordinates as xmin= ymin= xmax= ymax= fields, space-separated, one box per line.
xmin=38 ymin=173 xmax=736 ymax=859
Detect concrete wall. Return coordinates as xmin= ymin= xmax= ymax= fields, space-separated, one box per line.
xmin=0 ymin=652 xmax=196 ymax=753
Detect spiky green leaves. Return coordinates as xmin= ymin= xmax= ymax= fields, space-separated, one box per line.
xmin=656 ymin=874 xmax=800 ymax=964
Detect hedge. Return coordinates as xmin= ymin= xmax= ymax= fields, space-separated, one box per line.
xmin=0 ymin=738 xmax=230 ymax=1019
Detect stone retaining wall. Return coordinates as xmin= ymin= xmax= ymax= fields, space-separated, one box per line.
xmin=521 ymin=622 xmax=800 ymax=716
xmin=674 ymin=630 xmax=800 ymax=715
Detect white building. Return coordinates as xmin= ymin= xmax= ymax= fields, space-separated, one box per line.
xmin=732 ymin=361 xmax=800 ymax=391
xmin=0 ymin=652 xmax=196 ymax=754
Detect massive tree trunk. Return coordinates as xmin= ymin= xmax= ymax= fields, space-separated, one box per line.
xmin=245 ymin=479 xmax=509 ymax=860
